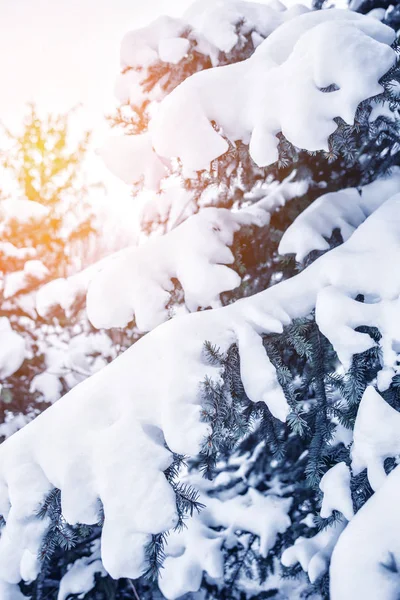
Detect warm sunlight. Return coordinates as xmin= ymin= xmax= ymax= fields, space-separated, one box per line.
xmin=1 ymin=0 xmax=399 ymax=598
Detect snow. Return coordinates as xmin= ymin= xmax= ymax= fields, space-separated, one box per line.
xmin=105 ymin=10 xmax=395 ymax=188
xmin=183 ymin=0 xmax=309 ymax=54
xmin=58 ymin=552 xmax=106 ymax=600
xmin=87 ymin=203 xmax=271 ymax=331
xmin=0 ymin=582 xmax=27 ymax=600
xmin=99 ymin=134 xmax=169 ymax=190
xmin=147 ymin=12 xmax=395 ymax=174
xmin=0 ymin=243 xmax=36 ymax=261
xmin=330 ymin=388 xmax=400 ymax=598
xmin=0 ymin=318 xmax=25 ymax=379
xmin=279 ymin=170 xmax=400 ymax=261
xmin=3 ymin=260 xmax=49 ymax=299
xmin=282 ymin=520 xmax=346 ymax=584
xmin=255 ymin=7 xmax=393 ymax=65
xmin=158 ymin=37 xmax=191 ymax=64
xmin=1 ymin=191 xmax=400 ymax=584
xmin=330 ymin=464 xmax=400 ymax=600
xmin=320 ymin=463 xmax=354 ymax=521
xmin=351 ymin=386 xmax=400 ymax=491
xmin=119 ymin=0 xmax=310 ymax=77
xmin=120 ymin=16 xmax=187 ymax=69
xmin=87 ymin=173 xmax=307 ymax=332
xmin=0 ymin=199 xmax=48 ymax=228
xmin=159 ymin=472 xmax=292 ymax=599
xmin=35 ymin=260 xmax=106 ymax=319
xmin=30 ymin=372 xmax=63 ymax=404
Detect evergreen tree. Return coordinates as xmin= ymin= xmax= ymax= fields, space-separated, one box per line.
xmin=1 ymin=3 xmax=400 ymax=600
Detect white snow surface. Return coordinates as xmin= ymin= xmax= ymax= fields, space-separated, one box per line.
xmin=119 ymin=0 xmax=309 ymax=74
xmin=351 ymin=386 xmax=400 ymax=491
xmin=99 ymin=134 xmax=169 ymax=190
xmin=87 ymin=201 xmax=272 ymax=331
xmin=2 ymin=193 xmax=400 ymax=585
xmin=87 ymin=173 xmax=308 ymax=332
xmin=57 ymin=552 xmax=106 ymax=600
xmin=146 ymin=12 xmax=394 ymax=175
xmin=282 ymin=520 xmax=346 ymax=584
xmin=106 ymin=11 xmax=395 ymax=189
xmin=0 ymin=243 xmax=36 ymax=261
xmin=330 ymin=463 xmax=400 ymax=600
xmin=0 ymin=582 xmax=27 ymax=600
xmin=183 ymin=0 xmax=309 ymax=54
xmin=159 ymin=472 xmax=292 ymax=599
xmin=279 ymin=169 xmax=400 ymax=261
xmin=0 ymin=318 xmax=25 ymax=379
xmin=320 ymin=462 xmax=354 ymax=521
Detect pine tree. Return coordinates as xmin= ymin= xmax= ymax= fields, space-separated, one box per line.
xmin=1 ymin=3 xmax=400 ymax=600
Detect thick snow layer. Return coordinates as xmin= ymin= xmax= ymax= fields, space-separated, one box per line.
xmin=58 ymin=553 xmax=106 ymax=600
xmin=0 ymin=582 xmax=27 ymax=600
xmin=120 ymin=0 xmax=309 ymax=73
xmin=160 ymin=476 xmax=292 ymax=599
xmin=0 ymin=318 xmax=25 ymax=379
xmin=282 ymin=520 xmax=346 ymax=584
xmin=320 ymin=463 xmax=354 ymax=521
xmin=30 ymin=372 xmax=63 ymax=404
xmin=87 ymin=203 xmax=271 ymax=331
xmin=35 ymin=259 xmax=106 ymax=319
xmin=351 ymin=387 xmax=400 ymax=491
xmin=279 ymin=170 xmax=400 ymax=261
xmin=183 ymin=0 xmax=309 ymax=54
xmin=147 ymin=13 xmax=394 ymax=173
xmin=330 ymin=464 xmax=400 ymax=600
xmin=158 ymin=37 xmax=191 ymax=64
xmin=88 ymin=173 xmax=307 ymax=331
xmin=99 ymin=134 xmax=169 ymax=190
xmin=254 ymin=7 xmax=393 ymax=65
xmin=120 ymin=16 xmax=187 ymax=69
xmin=106 ymin=11 xmax=395 ymax=188
xmin=2 ymin=194 xmax=400 ymax=584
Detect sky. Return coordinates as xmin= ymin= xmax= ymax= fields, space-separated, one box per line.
xmin=0 ymin=0 xmax=190 ymax=130
xmin=0 ymin=0 xmax=192 ymax=225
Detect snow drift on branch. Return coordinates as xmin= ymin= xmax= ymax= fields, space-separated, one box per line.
xmin=330 ymin=387 xmax=400 ymax=599
xmin=2 ymin=192 xmax=400 ymax=585
xmin=279 ymin=169 xmax=400 ymax=262
xmin=105 ymin=10 xmax=395 ymax=188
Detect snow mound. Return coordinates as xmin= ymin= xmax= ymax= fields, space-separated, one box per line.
xmin=0 ymin=199 xmax=48 ymax=227
xmin=282 ymin=520 xmax=346 ymax=584
xmin=320 ymin=462 xmax=354 ymax=521
xmin=87 ymin=203 xmax=271 ymax=331
xmin=183 ymin=0 xmax=309 ymax=54
xmin=99 ymin=134 xmax=169 ymax=190
xmin=147 ymin=13 xmax=395 ymax=176
xmin=351 ymin=387 xmax=400 ymax=491
xmin=120 ymin=0 xmax=309 ymax=73
xmin=160 ymin=472 xmax=292 ymax=599
xmin=0 ymin=318 xmax=25 ymax=379
xmin=58 ymin=549 xmax=106 ymax=600
xmin=106 ymin=10 xmax=395 ymax=189
xmin=330 ymin=463 xmax=400 ymax=600
xmin=279 ymin=170 xmax=400 ymax=261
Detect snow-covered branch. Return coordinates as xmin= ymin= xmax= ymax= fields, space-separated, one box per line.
xmin=1 ymin=191 xmax=400 ymax=586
